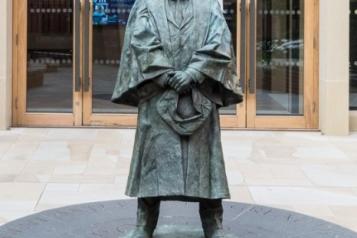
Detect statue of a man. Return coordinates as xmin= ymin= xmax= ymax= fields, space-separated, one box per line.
xmin=111 ymin=0 xmax=243 ymax=236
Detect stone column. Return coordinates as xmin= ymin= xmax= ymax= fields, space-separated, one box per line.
xmin=0 ymin=0 xmax=12 ymax=130
xmin=319 ymin=0 xmax=350 ymax=135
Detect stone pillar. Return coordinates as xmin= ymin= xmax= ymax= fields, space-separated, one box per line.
xmin=319 ymin=0 xmax=350 ymax=135
xmin=0 ymin=0 xmax=12 ymax=130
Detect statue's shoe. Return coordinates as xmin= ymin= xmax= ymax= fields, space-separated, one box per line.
xmin=210 ymin=229 xmax=225 ymax=238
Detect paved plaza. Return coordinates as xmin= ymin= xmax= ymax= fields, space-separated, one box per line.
xmin=0 ymin=128 xmax=357 ymax=232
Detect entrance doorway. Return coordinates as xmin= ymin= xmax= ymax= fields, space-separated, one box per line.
xmin=12 ymin=0 xmax=318 ymax=129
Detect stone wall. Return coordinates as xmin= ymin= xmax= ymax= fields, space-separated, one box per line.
xmin=319 ymin=0 xmax=350 ymax=135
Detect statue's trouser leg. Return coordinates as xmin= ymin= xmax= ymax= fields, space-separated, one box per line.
xmin=199 ymin=199 xmax=225 ymax=238
xmin=132 ymin=197 xmax=161 ymax=238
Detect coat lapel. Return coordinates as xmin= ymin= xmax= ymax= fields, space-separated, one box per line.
xmin=146 ymin=0 xmax=212 ymax=52
xmin=193 ymin=0 xmax=211 ymax=47
xmin=179 ymin=1 xmax=194 ymax=30
xmin=166 ymin=2 xmax=181 ymax=29
xmin=165 ymin=0 xmax=193 ymax=30
xmin=145 ymin=0 xmax=172 ymax=53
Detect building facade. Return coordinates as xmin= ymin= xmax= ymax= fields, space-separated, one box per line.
xmin=0 ymin=0 xmax=355 ymax=135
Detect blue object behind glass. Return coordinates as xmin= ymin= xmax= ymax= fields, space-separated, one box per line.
xmin=93 ymin=0 xmax=135 ymax=25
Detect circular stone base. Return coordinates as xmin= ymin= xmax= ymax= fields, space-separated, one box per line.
xmin=153 ymin=225 xmax=235 ymax=238
xmin=123 ymin=225 xmax=237 ymax=238
xmin=154 ymin=225 xmax=205 ymax=238
xmin=0 ymin=200 xmax=356 ymax=238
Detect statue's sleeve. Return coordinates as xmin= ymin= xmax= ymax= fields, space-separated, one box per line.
xmin=186 ymin=0 xmax=243 ymax=107
xmin=111 ymin=0 xmax=173 ymax=106
xmin=131 ymin=5 xmax=173 ymax=81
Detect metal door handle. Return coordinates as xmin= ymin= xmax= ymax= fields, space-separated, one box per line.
xmin=249 ymin=0 xmax=256 ymax=94
xmin=74 ymin=0 xmax=81 ymax=92
xmin=83 ymin=0 xmax=91 ymax=92
xmin=240 ymin=0 xmax=246 ymax=94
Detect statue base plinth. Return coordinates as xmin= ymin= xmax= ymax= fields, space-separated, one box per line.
xmin=123 ymin=225 xmax=237 ymax=238
xmin=0 ymin=200 xmax=356 ymax=238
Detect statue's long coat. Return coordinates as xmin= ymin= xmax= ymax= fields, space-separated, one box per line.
xmin=111 ymin=0 xmax=243 ymax=199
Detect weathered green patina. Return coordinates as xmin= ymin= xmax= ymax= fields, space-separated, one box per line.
xmin=112 ymin=0 xmax=242 ymax=199
xmin=112 ymin=0 xmax=243 ymax=236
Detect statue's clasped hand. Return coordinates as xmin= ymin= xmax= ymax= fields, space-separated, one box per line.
xmin=167 ymin=71 xmax=193 ymax=94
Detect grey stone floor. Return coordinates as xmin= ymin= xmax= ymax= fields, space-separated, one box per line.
xmin=1 ymin=128 xmax=357 ymax=232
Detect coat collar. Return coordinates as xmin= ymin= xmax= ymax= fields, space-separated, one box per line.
xmin=145 ymin=0 xmax=212 ymax=50
xmin=166 ymin=0 xmax=193 ymax=29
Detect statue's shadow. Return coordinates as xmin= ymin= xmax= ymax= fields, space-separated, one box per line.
xmin=0 ymin=200 xmax=356 ymax=238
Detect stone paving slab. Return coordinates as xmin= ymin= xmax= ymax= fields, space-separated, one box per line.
xmin=0 ymin=128 xmax=357 ymax=232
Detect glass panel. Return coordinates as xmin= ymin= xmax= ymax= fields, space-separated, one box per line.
xmin=221 ymin=0 xmax=238 ymax=115
xmin=350 ymin=0 xmax=357 ymax=110
xmin=92 ymin=0 xmax=137 ymax=113
xmin=256 ymin=0 xmax=304 ymax=115
xmin=27 ymin=0 xmax=73 ymax=113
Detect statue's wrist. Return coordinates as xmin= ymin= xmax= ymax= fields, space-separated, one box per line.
xmin=185 ymin=68 xmax=204 ymax=84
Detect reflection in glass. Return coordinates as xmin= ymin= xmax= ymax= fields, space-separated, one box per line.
xmin=92 ymin=0 xmax=136 ymax=113
xmin=350 ymin=0 xmax=357 ymax=110
xmin=27 ymin=0 xmax=73 ymax=113
xmin=256 ymin=0 xmax=304 ymax=115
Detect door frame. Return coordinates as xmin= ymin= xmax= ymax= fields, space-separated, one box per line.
xmin=244 ymin=0 xmax=319 ymax=129
xmin=12 ymin=0 xmax=318 ymax=129
xmin=80 ymin=0 xmax=246 ymax=128
xmin=12 ymin=0 xmax=82 ymax=127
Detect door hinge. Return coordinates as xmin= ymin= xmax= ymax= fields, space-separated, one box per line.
xmin=15 ymin=34 xmax=18 ymax=46
xmin=312 ymin=102 xmax=316 ymax=113
xmin=313 ymin=37 xmax=317 ymax=50
xmin=15 ymin=97 xmax=18 ymax=110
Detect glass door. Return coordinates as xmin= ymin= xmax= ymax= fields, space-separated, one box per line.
xmin=13 ymin=0 xmax=82 ymax=126
xmin=82 ymin=0 xmax=138 ymax=127
xmin=245 ymin=0 xmax=317 ymax=129
xmin=14 ymin=0 xmax=139 ymax=127
xmin=81 ymin=0 xmax=246 ymax=128
xmin=13 ymin=0 xmax=317 ymax=129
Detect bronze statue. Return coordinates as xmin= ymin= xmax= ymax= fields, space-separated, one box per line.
xmin=111 ymin=0 xmax=243 ymax=236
